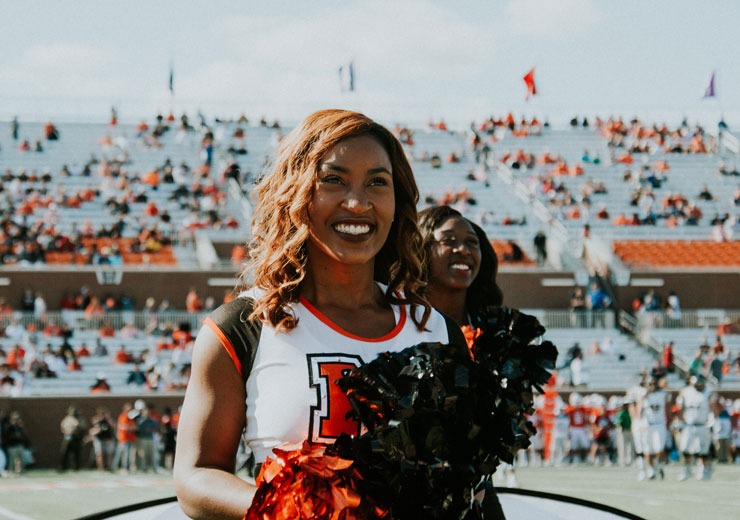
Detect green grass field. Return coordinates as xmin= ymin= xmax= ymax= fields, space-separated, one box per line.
xmin=0 ymin=463 xmax=738 ymax=519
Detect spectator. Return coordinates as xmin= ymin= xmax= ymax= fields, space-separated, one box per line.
xmin=98 ymin=320 xmax=115 ymax=338
xmin=503 ymin=240 xmax=525 ymax=262
xmin=708 ymin=353 xmax=725 ymax=386
xmin=59 ymin=406 xmax=85 ymax=471
xmin=587 ymin=281 xmax=611 ymax=326
xmin=126 ymin=363 xmax=147 ymax=387
xmin=4 ymin=411 xmax=31 ymax=475
xmin=33 ymin=292 xmax=47 ymax=317
xmin=76 ymin=342 xmax=91 ymax=358
xmin=89 ymin=406 xmax=115 ymax=471
xmin=665 ymin=290 xmax=682 ymax=321
xmin=44 ymin=121 xmax=60 ymax=140
xmin=533 ymin=231 xmax=547 ymax=266
xmin=160 ymin=406 xmax=179 ymax=471
xmin=732 ymin=350 xmax=740 ymax=374
xmin=93 ymin=339 xmax=108 ymax=357
xmin=111 ymin=402 xmax=137 ymax=474
xmin=569 ymin=350 xmax=588 ymax=387
xmin=0 ymin=297 xmax=13 ymax=314
xmin=688 ymin=349 xmax=706 ymax=379
xmin=713 ymin=336 xmax=726 ymax=356
xmin=560 ymin=342 xmax=583 ymax=370
xmin=184 ymin=288 xmax=202 ymax=313
xmin=230 ymin=244 xmax=248 ymax=266
xmin=136 ymin=406 xmax=160 ymax=472
xmin=19 ymin=288 xmax=35 ymax=312
xmin=114 ymin=345 xmax=134 ymax=364
xmin=662 ymin=341 xmax=675 ymax=373
xmin=11 ymin=116 xmax=19 ymax=140
xmin=90 ymin=372 xmax=111 ymax=394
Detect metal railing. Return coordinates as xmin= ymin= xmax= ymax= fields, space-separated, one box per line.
xmin=629 ymin=309 xmax=740 ymax=330
xmin=720 ymin=129 xmax=740 ymax=155
xmin=2 ymin=308 xmax=736 ymax=336
xmin=0 ymin=310 xmax=209 ymax=336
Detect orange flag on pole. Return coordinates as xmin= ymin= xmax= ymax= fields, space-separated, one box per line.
xmin=523 ymin=67 xmax=537 ymax=100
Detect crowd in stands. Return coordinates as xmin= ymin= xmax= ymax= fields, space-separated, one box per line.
xmin=596 ymin=116 xmax=717 ymax=155
xmin=0 ymin=285 xmax=222 ymax=397
xmin=523 ymin=152 xmax=731 ymax=230
xmin=1 ymin=113 xmax=256 ymax=266
xmin=475 ymin=114 xmax=738 ymax=236
xmin=4 ymin=110 xmax=736 ymax=270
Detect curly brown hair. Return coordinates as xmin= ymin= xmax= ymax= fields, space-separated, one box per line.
xmin=240 ymin=109 xmax=431 ymax=331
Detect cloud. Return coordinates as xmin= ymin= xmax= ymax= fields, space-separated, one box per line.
xmin=170 ymin=1 xmax=499 ymax=121
xmin=0 ymin=42 xmax=123 ymax=100
xmin=24 ymin=42 xmax=111 ymax=72
xmin=504 ymin=0 xmax=605 ymax=39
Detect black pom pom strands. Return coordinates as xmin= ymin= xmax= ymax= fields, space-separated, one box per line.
xmin=246 ymin=308 xmax=557 ymax=519
xmin=333 ymin=307 xmax=558 ymax=519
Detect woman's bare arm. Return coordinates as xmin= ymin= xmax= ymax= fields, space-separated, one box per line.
xmin=174 ymin=325 xmax=256 ymax=519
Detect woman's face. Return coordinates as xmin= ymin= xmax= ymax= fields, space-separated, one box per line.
xmin=307 ymin=135 xmax=395 ymax=269
xmin=428 ymin=216 xmax=481 ymax=290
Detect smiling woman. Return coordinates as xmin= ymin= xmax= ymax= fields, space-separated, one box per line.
xmin=419 ymin=204 xmax=503 ymax=327
xmin=307 ymin=134 xmax=395 ymax=271
xmin=173 ymin=109 xmax=466 ymax=519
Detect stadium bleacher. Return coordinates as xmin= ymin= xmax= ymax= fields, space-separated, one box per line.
xmin=2 ymin=113 xmax=739 ymax=476
xmin=1 ymin=115 xmax=738 ymax=382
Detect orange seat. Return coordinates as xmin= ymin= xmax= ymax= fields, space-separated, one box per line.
xmin=614 ymin=240 xmax=740 ymax=267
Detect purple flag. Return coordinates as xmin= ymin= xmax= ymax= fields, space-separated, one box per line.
xmin=703 ymin=72 xmax=715 ymax=98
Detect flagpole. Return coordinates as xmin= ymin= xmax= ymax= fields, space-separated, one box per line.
xmin=169 ymin=57 xmax=175 ymax=118
xmin=716 ymin=70 xmax=724 ymax=127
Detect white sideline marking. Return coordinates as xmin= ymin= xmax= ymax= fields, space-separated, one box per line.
xmin=0 ymin=505 xmax=35 ymax=520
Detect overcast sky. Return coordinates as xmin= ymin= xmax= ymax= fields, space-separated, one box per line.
xmin=2 ymin=0 xmax=738 ymax=128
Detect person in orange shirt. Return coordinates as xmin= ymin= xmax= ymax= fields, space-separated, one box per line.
xmin=144 ymin=201 xmax=160 ymax=217
xmin=99 ymin=320 xmax=116 ymax=338
xmin=90 ymin=373 xmax=112 ymax=394
xmin=68 ymin=353 xmax=82 ymax=372
xmin=0 ymin=297 xmax=13 ymax=314
xmin=76 ymin=342 xmax=91 ymax=358
xmin=184 ymin=288 xmax=202 ymax=313
xmin=114 ymin=345 xmax=134 ymax=364
xmin=689 ymin=134 xmax=707 ymax=154
xmin=230 ymin=244 xmax=247 ymax=265
xmin=222 ymin=289 xmax=236 ymax=304
xmin=612 ymin=213 xmax=630 ymax=226
xmin=85 ymin=296 xmax=104 ymax=318
xmin=5 ymin=344 xmax=25 ymax=371
xmin=141 ymin=168 xmax=160 ymax=188
xmin=172 ymin=324 xmax=194 ymax=348
xmin=111 ymin=402 xmax=138 ymax=473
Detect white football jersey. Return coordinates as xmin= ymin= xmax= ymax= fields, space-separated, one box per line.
xmin=677 ymin=386 xmax=710 ymax=426
xmin=642 ymin=390 xmax=667 ymax=426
